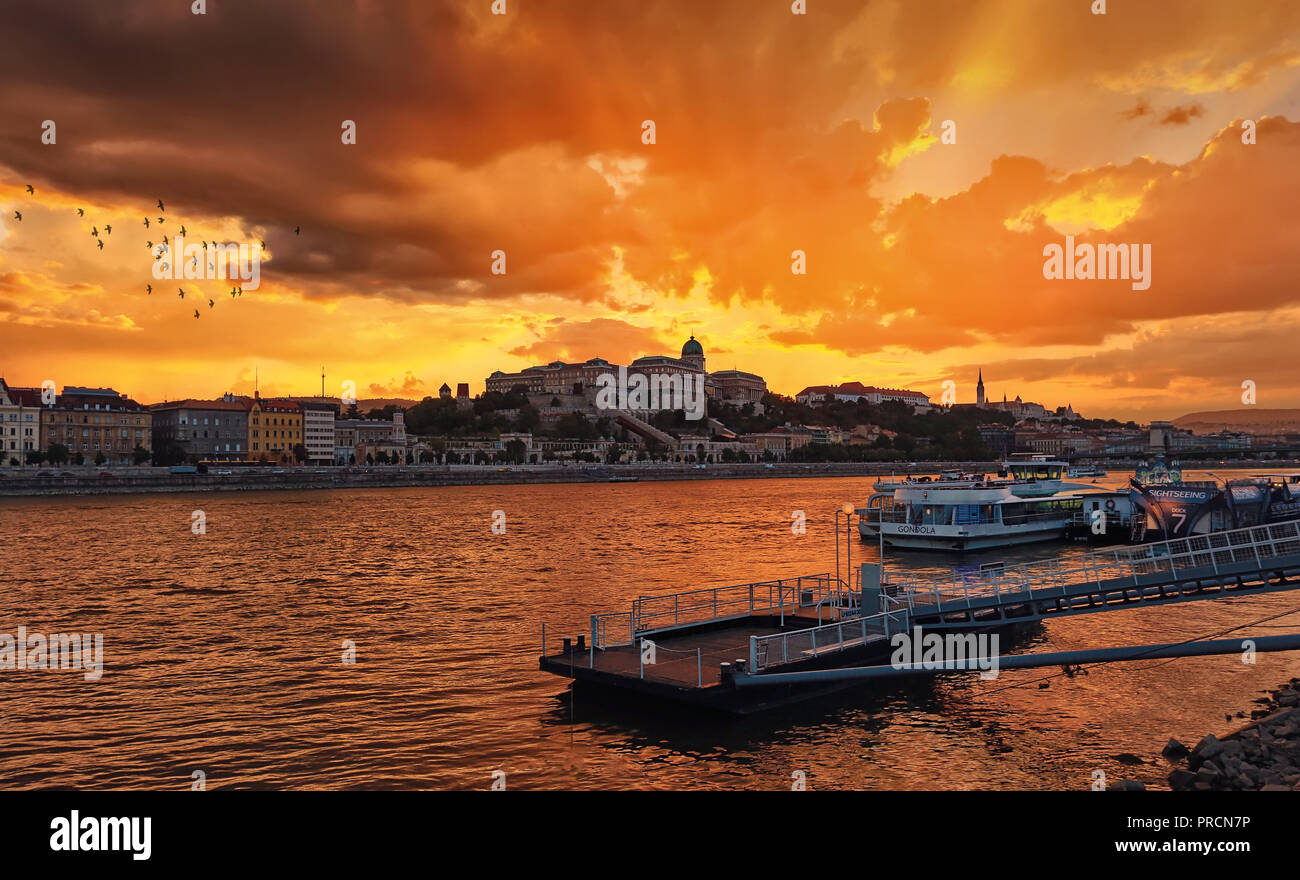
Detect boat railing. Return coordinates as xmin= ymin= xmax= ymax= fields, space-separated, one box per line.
xmin=882 ymin=519 xmax=1300 ymax=612
xmin=749 ymin=609 xmax=909 ymax=671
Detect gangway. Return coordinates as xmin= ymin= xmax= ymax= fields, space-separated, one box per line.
xmin=873 ymin=520 xmax=1300 ymax=630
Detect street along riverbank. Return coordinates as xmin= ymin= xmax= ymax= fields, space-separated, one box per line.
xmin=0 ymin=460 xmax=1003 ymax=497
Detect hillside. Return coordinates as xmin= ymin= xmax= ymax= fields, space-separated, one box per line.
xmin=1172 ymin=408 xmax=1300 ymax=434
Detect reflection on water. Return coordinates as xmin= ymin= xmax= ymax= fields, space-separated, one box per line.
xmin=2 ymin=469 xmax=1299 ymax=790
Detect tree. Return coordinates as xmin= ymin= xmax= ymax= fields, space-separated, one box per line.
xmin=73 ymin=452 xmax=85 ymax=466
xmin=503 ymin=439 xmax=527 ymax=464
xmin=25 ymin=449 xmax=44 ymax=465
xmin=94 ymin=451 xmax=107 ymax=466
xmin=132 ymin=445 xmax=151 ymax=465
xmin=46 ymin=443 xmax=69 ymax=465
xmin=292 ymin=443 xmax=308 ymax=464
xmin=365 ymin=453 xmax=374 ymax=465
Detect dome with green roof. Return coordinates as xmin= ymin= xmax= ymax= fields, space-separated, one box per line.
xmin=681 ymin=335 xmax=704 ymax=357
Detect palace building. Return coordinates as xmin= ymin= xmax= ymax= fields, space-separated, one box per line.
xmin=485 ymin=336 xmax=766 ymax=404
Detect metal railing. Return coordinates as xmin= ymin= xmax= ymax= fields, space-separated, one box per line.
xmin=588 ymin=573 xmax=852 ymax=649
xmin=590 ymin=611 xmax=635 ymax=648
xmin=631 ymin=573 xmax=848 ymax=635
xmin=883 ymin=519 xmax=1300 ymax=613
xmin=749 ymin=609 xmax=909 ymax=671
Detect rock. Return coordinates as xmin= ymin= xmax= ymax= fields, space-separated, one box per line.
xmin=1168 ymin=769 xmax=1196 ymax=790
xmin=1193 ymin=734 xmax=1224 ymax=761
xmin=1107 ymin=779 xmax=1146 ymax=791
xmin=1162 ymin=738 xmax=1190 ymax=759
xmin=1261 ymin=784 xmax=1290 ymax=791
xmin=1196 ymin=762 xmax=1222 ymax=783
xmin=1112 ymin=752 xmax=1144 ymax=766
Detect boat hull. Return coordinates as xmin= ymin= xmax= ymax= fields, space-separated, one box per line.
xmin=878 ymin=521 xmax=1069 ymax=552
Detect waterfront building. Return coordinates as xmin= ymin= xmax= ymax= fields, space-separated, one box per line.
xmin=0 ymin=379 xmax=43 ymax=465
xmin=298 ymin=401 xmax=337 ymax=464
xmin=248 ymin=394 xmax=303 ymax=462
xmin=149 ymin=395 xmax=249 ymax=461
xmin=43 ymin=386 xmax=151 ymax=466
xmin=739 ymin=428 xmax=813 ymax=460
xmin=333 ymin=409 xmax=406 ymax=465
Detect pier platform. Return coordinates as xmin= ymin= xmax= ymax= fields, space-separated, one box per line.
xmin=539 ymin=519 xmax=1300 ymax=714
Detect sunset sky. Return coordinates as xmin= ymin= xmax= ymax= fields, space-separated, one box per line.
xmin=2 ymin=0 xmax=1299 ymax=420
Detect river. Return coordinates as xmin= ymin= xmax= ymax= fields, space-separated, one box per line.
xmin=3 ymin=469 xmax=1298 ymax=789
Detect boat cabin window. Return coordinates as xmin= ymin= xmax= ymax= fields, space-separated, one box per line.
xmin=1008 ymin=463 xmax=1064 ymax=481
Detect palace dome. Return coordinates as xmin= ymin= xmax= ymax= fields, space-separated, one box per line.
xmin=681 ymin=336 xmax=704 ymax=357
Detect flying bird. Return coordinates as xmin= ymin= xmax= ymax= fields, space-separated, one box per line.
xmin=104 ymin=224 xmax=111 ymax=234
xmin=146 ymin=284 xmax=152 ymax=295
xmin=230 ymin=289 xmax=236 ymax=298
xmin=163 ymin=234 xmax=169 ymax=245
xmin=91 ymin=226 xmax=98 ymax=237
xmin=260 ymin=240 xmax=266 ymax=249
xmin=194 ymin=309 xmax=200 ymax=319
xmin=143 ymin=217 xmax=150 ymax=228
xmin=180 ymin=225 xmax=186 ymax=236
xmin=208 ymin=299 xmax=214 ymax=309
xmin=25 ymin=185 xmax=33 ymax=194
xmin=157 ymin=217 xmax=165 ymax=224
xmin=146 ymin=240 xmax=153 ymax=250
xmin=178 ymin=288 xmax=185 ymax=299
xmin=77 ymin=208 xmax=84 ymax=217
xmin=294 ymin=226 xmax=300 ymax=235
xmin=157 ymin=199 xmax=165 ymax=212
xmin=13 ymin=211 xmax=21 ymax=221
xmin=190 ymin=256 xmax=198 ymax=269
xmin=96 ymin=239 xmax=103 ymax=250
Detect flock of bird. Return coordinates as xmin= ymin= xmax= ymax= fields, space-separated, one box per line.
xmin=11 ymin=185 xmax=300 ymax=319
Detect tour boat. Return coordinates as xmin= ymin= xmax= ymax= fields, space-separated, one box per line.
xmin=857 ymin=481 xmax=1088 ymax=551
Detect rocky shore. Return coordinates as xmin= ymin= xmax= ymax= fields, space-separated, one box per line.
xmin=1163 ymin=679 xmax=1300 ymax=791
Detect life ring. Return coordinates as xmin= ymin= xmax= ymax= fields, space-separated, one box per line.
xmin=1104 ymin=498 xmax=1116 ymax=512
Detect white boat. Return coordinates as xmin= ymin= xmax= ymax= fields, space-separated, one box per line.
xmin=857 ymin=481 xmax=1086 ymax=551
xmin=872 ymin=471 xmax=987 ymax=492
xmin=1067 ymin=464 xmax=1108 ymax=478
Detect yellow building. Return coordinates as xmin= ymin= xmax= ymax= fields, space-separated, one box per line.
xmin=247 ymin=394 xmax=303 ymax=462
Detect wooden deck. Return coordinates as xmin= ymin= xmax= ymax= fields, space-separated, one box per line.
xmin=543 ymin=606 xmax=845 ymax=690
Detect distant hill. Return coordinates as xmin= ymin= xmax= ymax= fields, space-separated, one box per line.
xmin=357 ymin=397 xmax=421 ymax=411
xmin=1173 ymin=409 xmax=1300 ymax=434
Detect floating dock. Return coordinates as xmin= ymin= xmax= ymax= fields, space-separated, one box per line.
xmin=538 ymin=519 xmax=1300 ymax=714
